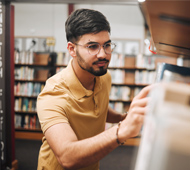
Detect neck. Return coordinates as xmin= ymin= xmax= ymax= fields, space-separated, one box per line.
xmin=72 ymin=60 xmax=95 ymax=91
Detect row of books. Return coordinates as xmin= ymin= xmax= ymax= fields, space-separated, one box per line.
xmin=14 ymin=82 xmax=44 ymax=97
xmin=109 ymin=100 xmax=133 ymax=113
xmin=15 ymin=51 xmax=34 ymax=64
xmin=136 ymin=54 xmax=156 ymax=69
xmin=15 ymin=98 xmax=37 ymax=112
xmin=109 ymin=53 xmax=127 ymax=67
xmin=109 ymin=86 xmax=143 ymax=102
xmin=133 ymin=87 xmax=143 ymax=97
xmin=109 ymin=69 xmax=126 ymax=84
xmin=109 ymin=53 xmax=156 ymax=69
xmin=14 ymin=51 xmax=58 ymax=66
xmin=15 ymin=114 xmax=40 ymax=130
xmin=15 ymin=66 xmax=52 ymax=81
xmin=15 ymin=66 xmax=34 ymax=80
xmin=15 ymin=50 xmax=72 ymax=66
xmin=109 ymin=69 xmax=156 ymax=84
xmin=109 ymin=86 xmax=131 ymax=101
xmin=56 ymin=52 xmax=72 ymax=65
xmin=135 ymin=70 xmax=156 ymax=84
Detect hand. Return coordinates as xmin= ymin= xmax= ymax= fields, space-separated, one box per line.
xmin=118 ymin=85 xmax=153 ymax=142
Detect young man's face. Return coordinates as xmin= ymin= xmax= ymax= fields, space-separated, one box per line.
xmin=74 ymin=31 xmax=112 ymax=76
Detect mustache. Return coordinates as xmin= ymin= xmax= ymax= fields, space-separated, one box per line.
xmin=93 ymin=59 xmax=109 ymax=65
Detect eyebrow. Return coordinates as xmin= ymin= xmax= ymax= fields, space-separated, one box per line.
xmin=86 ymin=40 xmax=111 ymax=45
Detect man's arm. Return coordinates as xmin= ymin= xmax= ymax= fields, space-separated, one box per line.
xmin=106 ymin=106 xmax=127 ymax=123
xmin=45 ymin=85 xmax=152 ymax=170
xmin=45 ymin=122 xmax=118 ymax=170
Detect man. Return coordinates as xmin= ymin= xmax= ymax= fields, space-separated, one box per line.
xmin=37 ymin=8 xmax=151 ymax=170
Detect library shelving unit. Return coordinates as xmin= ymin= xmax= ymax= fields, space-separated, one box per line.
xmin=104 ymin=52 xmax=157 ymax=142
xmin=108 ymin=52 xmax=156 ymax=113
xmin=14 ymin=51 xmax=57 ymax=140
xmin=107 ymin=51 xmax=177 ymax=146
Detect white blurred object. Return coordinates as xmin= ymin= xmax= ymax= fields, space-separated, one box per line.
xmin=134 ymin=82 xmax=190 ymax=170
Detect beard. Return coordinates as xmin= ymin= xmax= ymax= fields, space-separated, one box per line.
xmin=76 ymin=50 xmax=109 ymax=76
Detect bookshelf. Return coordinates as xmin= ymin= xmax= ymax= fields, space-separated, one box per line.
xmin=106 ymin=45 xmax=177 ymax=131
xmin=14 ymin=55 xmax=55 ymax=139
xmin=14 ymin=37 xmax=57 ymax=140
xmin=14 ymin=37 xmax=72 ymax=140
xmin=107 ymin=40 xmax=157 ymax=112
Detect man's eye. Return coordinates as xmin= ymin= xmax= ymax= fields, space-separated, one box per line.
xmin=88 ymin=44 xmax=99 ymax=50
xmin=104 ymin=43 xmax=111 ymax=48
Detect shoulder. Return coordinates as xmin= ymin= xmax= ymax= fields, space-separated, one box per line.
xmin=37 ymin=70 xmax=70 ymax=107
xmin=41 ymin=70 xmax=67 ymax=93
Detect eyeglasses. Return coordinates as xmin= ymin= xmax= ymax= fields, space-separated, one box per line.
xmin=74 ymin=42 xmax=116 ymax=55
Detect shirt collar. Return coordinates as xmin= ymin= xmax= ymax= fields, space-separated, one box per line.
xmin=62 ymin=59 xmax=102 ymax=100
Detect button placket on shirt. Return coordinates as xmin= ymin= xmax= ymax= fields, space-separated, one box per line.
xmin=93 ymin=77 xmax=102 ymax=115
xmin=94 ymin=93 xmax=99 ymax=115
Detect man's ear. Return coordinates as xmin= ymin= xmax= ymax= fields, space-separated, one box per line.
xmin=67 ymin=42 xmax=76 ymax=57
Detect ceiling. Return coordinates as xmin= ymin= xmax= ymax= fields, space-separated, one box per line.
xmin=7 ymin=0 xmax=138 ymax=5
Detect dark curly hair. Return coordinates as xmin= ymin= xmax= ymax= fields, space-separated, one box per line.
xmin=65 ymin=8 xmax=111 ymax=43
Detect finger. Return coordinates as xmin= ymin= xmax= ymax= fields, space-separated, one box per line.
xmin=128 ymin=106 xmax=147 ymax=116
xmin=131 ymin=97 xmax=150 ymax=108
xmin=134 ymin=84 xmax=155 ymax=100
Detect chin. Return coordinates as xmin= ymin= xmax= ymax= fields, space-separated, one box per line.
xmin=94 ymin=69 xmax=107 ymax=76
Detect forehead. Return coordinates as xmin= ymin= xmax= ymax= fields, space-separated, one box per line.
xmin=78 ymin=31 xmax=110 ymax=44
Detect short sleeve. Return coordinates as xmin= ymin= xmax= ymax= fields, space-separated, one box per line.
xmin=37 ymin=84 xmax=69 ymax=134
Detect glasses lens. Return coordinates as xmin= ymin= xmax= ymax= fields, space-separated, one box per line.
xmin=104 ymin=43 xmax=116 ymax=54
xmin=87 ymin=44 xmax=100 ymax=55
xmin=87 ymin=43 xmax=116 ymax=55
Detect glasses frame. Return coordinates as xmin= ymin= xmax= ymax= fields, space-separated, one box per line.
xmin=74 ymin=42 xmax=116 ymax=55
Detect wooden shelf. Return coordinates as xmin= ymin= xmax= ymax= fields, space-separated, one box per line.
xmin=140 ymin=0 xmax=190 ymax=58
xmin=15 ymin=127 xmax=42 ymax=132
xmin=15 ymin=111 xmax=37 ymax=114
xmin=15 ymin=63 xmax=55 ymax=67
xmin=15 ymin=95 xmax=38 ymax=98
xmin=112 ymin=83 xmax=149 ymax=87
xmin=11 ymin=160 xmax=18 ymax=170
xmin=55 ymin=64 xmax=67 ymax=67
xmin=109 ymin=66 xmax=155 ymax=71
xmin=109 ymin=99 xmax=131 ymax=103
xmin=15 ymin=79 xmax=46 ymax=83
xmin=15 ymin=131 xmax=43 ymax=140
xmin=14 ymin=130 xmax=140 ymax=145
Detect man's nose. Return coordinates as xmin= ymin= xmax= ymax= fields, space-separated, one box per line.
xmin=97 ymin=46 xmax=107 ymax=58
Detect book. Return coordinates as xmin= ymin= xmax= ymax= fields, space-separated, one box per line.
xmin=109 ymin=86 xmax=131 ymax=101
xmin=155 ymin=62 xmax=190 ymax=83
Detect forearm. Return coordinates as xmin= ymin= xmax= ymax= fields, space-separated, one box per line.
xmin=106 ymin=106 xmax=127 ymax=123
xmin=57 ymin=125 xmax=119 ymax=170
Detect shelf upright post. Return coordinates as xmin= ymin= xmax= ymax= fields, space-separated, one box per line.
xmin=0 ymin=1 xmax=16 ymax=170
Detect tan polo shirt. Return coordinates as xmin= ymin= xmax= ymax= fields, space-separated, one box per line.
xmin=37 ymin=59 xmax=112 ymax=170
